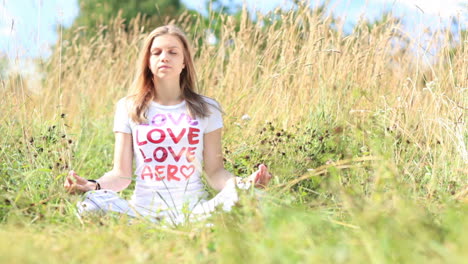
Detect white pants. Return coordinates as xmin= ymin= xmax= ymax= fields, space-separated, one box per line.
xmin=77 ymin=178 xmax=251 ymax=225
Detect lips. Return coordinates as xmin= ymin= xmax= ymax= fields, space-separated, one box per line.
xmin=159 ymin=65 xmax=171 ymax=69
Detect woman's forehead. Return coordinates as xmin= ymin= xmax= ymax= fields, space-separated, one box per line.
xmin=151 ymin=34 xmax=183 ymax=49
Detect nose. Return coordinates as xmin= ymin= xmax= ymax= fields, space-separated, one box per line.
xmin=160 ymin=51 xmax=169 ymax=62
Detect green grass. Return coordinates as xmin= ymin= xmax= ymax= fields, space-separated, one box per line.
xmin=1 ymin=114 xmax=466 ymax=263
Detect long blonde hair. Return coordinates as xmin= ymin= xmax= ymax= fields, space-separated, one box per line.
xmin=128 ymin=24 xmax=212 ymax=124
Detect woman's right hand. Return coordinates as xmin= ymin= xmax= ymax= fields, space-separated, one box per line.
xmin=64 ymin=170 xmax=95 ymax=194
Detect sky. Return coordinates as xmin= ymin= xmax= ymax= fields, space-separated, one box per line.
xmin=0 ymin=0 xmax=467 ymax=73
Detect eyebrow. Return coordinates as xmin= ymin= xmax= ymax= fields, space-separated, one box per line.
xmin=151 ymin=46 xmax=181 ymax=51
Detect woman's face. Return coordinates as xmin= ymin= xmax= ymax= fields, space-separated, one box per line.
xmin=149 ymin=34 xmax=185 ymax=81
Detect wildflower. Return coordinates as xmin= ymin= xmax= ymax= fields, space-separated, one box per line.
xmin=241 ymin=114 xmax=251 ymax=121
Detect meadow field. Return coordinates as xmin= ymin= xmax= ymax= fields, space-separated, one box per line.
xmin=0 ymin=5 xmax=467 ymax=263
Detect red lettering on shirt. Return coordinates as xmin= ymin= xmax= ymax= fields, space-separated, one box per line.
xmin=147 ymin=129 xmax=166 ymax=144
xmin=139 ymin=148 xmax=152 ymax=163
xmin=155 ymin=165 xmax=165 ymax=181
xmin=167 ymin=164 xmax=180 ymax=181
xmin=167 ymin=128 xmax=186 ymax=144
xmin=188 ymin=127 xmax=200 ymax=145
xmin=180 ymin=165 xmax=195 ymax=179
xmin=141 ymin=165 xmax=153 ymax=180
xmin=168 ymin=146 xmax=186 ymax=162
xmin=153 ymin=147 xmax=168 ymax=162
xmin=186 ymin=147 xmax=196 ymax=162
xmin=136 ymin=128 xmax=148 ymax=146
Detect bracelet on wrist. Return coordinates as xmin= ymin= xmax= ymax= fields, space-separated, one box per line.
xmin=87 ymin=179 xmax=101 ymax=190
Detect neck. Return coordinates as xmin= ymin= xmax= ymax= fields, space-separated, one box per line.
xmin=153 ymin=78 xmax=183 ymax=105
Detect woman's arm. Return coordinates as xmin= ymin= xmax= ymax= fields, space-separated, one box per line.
xmin=96 ymin=132 xmax=133 ymax=191
xmin=64 ymin=132 xmax=133 ymax=193
xmin=203 ymin=128 xmax=235 ymax=191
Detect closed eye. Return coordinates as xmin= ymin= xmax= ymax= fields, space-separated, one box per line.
xmin=151 ymin=50 xmax=178 ymax=55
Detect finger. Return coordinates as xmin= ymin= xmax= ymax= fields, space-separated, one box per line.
xmin=64 ymin=176 xmax=73 ymax=188
xmin=254 ymin=170 xmax=261 ymax=183
xmin=71 ymin=171 xmax=88 ymax=185
xmin=67 ymin=182 xmax=88 ymax=194
xmin=256 ymin=164 xmax=271 ymax=188
xmin=64 ymin=181 xmax=75 ymax=193
xmin=262 ymin=165 xmax=272 ymax=180
xmin=67 ymin=183 xmax=78 ymax=194
xmin=74 ymin=183 xmax=90 ymax=193
xmin=67 ymin=171 xmax=77 ymax=184
xmin=263 ymin=171 xmax=272 ymax=185
xmin=65 ymin=172 xmax=83 ymax=194
xmin=261 ymin=173 xmax=272 ymax=186
xmin=255 ymin=176 xmax=266 ymax=188
xmin=256 ymin=164 xmax=267 ymax=183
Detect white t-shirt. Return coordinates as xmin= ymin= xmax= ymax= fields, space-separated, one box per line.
xmin=113 ymin=97 xmax=223 ymax=212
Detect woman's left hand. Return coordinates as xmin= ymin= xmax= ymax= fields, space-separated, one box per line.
xmin=247 ymin=164 xmax=272 ymax=188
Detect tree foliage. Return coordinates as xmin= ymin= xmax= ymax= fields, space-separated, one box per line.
xmin=69 ymin=0 xmax=182 ymax=35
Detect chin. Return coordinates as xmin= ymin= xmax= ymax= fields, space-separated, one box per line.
xmin=155 ymin=74 xmax=178 ymax=80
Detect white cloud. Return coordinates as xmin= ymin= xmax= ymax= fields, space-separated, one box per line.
xmin=7 ymin=58 xmax=44 ymax=93
xmin=0 ymin=5 xmax=16 ymax=38
xmin=0 ymin=26 xmax=13 ymax=38
xmin=387 ymin=0 xmax=467 ymax=18
xmin=0 ymin=4 xmax=13 ymax=23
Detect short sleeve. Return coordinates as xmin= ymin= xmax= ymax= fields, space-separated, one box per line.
xmin=113 ymin=98 xmax=132 ymax=134
xmin=204 ymin=99 xmax=223 ymax=133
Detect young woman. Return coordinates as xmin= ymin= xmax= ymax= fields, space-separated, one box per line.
xmin=64 ymin=25 xmax=271 ymax=224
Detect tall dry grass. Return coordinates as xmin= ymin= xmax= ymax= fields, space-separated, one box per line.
xmin=3 ymin=4 xmax=465 ymax=181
